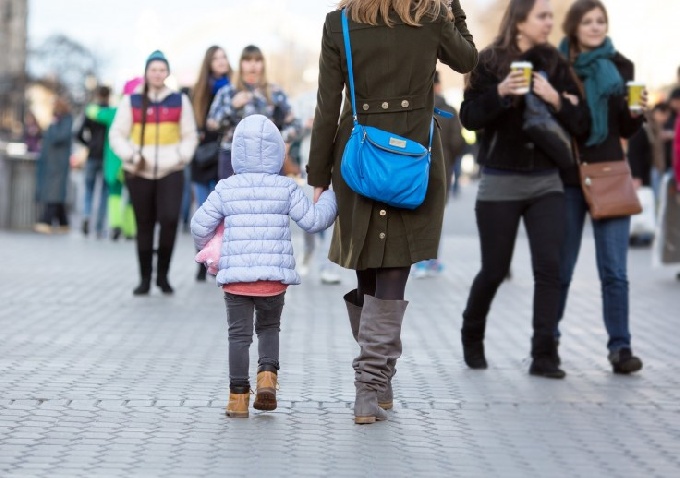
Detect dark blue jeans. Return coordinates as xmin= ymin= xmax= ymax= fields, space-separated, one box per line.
xmin=557 ymin=186 xmax=632 ymax=352
xmin=83 ymin=159 xmax=108 ymax=234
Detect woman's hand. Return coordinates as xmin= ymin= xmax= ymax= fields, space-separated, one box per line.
xmin=630 ymin=89 xmax=649 ymax=118
xmin=313 ymin=187 xmax=327 ymax=203
xmin=532 ymin=73 xmax=561 ymax=110
xmin=206 ymin=119 xmax=219 ymax=131
xmin=231 ymin=91 xmax=253 ymax=109
xmin=497 ymin=70 xmax=528 ymax=97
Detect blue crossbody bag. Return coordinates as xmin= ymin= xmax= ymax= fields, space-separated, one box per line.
xmin=339 ymin=9 xmax=451 ymax=209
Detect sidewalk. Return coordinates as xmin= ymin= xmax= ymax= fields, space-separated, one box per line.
xmin=0 ymin=182 xmax=678 ymax=477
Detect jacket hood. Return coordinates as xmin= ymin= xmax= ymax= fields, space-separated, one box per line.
xmin=231 ymin=114 xmax=285 ymax=174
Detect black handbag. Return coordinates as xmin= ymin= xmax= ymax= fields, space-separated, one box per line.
xmin=522 ymin=90 xmax=573 ymax=170
xmin=193 ymin=141 xmax=220 ymax=168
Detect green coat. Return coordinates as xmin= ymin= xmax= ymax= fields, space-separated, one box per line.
xmin=85 ymin=105 xmax=121 ymax=187
xmin=307 ymin=3 xmax=478 ymax=270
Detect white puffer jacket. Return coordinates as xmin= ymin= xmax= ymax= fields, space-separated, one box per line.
xmin=190 ymin=115 xmax=337 ymax=286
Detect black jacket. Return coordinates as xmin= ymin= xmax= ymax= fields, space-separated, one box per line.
xmin=76 ymin=117 xmax=106 ymax=161
xmin=561 ymin=52 xmax=643 ymax=186
xmin=460 ymin=45 xmax=590 ymax=172
xmin=627 ymin=126 xmax=652 ymax=186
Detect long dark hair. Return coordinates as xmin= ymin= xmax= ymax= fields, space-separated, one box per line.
xmin=562 ymin=0 xmax=609 ymax=57
xmin=484 ymin=0 xmax=538 ymax=77
xmin=193 ymin=45 xmax=231 ymax=129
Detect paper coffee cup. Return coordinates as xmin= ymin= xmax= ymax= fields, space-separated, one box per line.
xmin=627 ymin=81 xmax=645 ymax=111
xmin=510 ymin=61 xmax=533 ymax=94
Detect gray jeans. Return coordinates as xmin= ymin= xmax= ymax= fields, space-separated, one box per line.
xmin=225 ymin=292 xmax=285 ymax=388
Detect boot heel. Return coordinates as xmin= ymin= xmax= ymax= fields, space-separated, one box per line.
xmin=378 ymin=400 xmax=393 ymax=410
xmin=254 ymin=370 xmax=277 ymax=411
xmin=354 ymin=415 xmax=377 ymax=425
xmin=253 ymin=389 xmax=277 ymax=411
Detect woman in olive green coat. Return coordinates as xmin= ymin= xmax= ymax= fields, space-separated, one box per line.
xmin=307 ymin=0 xmax=478 ymax=424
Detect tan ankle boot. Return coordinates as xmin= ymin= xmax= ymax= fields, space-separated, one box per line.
xmin=226 ymin=391 xmax=250 ymax=418
xmin=253 ymin=370 xmax=277 ymax=411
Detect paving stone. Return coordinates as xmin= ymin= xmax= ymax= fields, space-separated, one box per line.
xmin=0 ymin=182 xmax=678 ymax=476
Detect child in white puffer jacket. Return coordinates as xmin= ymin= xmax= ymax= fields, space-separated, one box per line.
xmin=191 ymin=114 xmax=337 ymax=418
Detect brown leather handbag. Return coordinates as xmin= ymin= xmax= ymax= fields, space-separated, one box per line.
xmin=579 ymin=160 xmax=642 ymax=220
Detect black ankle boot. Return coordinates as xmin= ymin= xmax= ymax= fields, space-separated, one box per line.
xmin=156 ymin=276 xmax=174 ymax=295
xmin=530 ymin=335 xmax=566 ymax=379
xmin=133 ymin=278 xmax=151 ymax=296
xmin=529 ymin=357 xmax=566 ymax=379
xmin=462 ymin=342 xmax=488 ymax=369
xmin=461 ymin=315 xmax=488 ymax=370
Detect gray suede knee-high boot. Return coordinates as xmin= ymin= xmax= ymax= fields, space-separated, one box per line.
xmin=353 ymin=295 xmax=408 ymax=424
xmin=344 ymin=290 xmax=396 ymax=410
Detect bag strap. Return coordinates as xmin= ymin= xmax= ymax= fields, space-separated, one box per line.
xmin=341 ymin=10 xmax=359 ymax=123
xmin=341 ymin=10 xmax=449 ymax=153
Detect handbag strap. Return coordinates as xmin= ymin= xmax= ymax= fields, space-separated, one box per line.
xmin=341 ymin=9 xmax=445 ymax=152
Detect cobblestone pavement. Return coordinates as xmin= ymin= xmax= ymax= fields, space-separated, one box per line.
xmin=1 ymin=183 xmax=678 ymax=477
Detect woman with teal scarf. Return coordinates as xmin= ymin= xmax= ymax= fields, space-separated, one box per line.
xmin=556 ymin=0 xmax=646 ymax=374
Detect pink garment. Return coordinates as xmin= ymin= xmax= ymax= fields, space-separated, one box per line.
xmin=122 ymin=77 xmax=144 ymax=96
xmin=194 ymin=223 xmax=224 ymax=275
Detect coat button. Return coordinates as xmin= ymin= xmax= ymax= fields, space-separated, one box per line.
xmin=381 ymin=102 xmax=389 ymax=109
xmin=379 ymin=232 xmax=386 ymax=239
xmin=379 ymin=209 xmax=386 ymax=216
xmin=401 ymin=100 xmax=409 ymax=108
xmin=363 ymin=104 xmax=369 ymax=111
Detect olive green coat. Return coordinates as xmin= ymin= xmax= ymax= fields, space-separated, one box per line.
xmin=307 ymin=2 xmax=478 ymax=270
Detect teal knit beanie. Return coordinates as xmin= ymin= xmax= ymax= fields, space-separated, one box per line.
xmin=145 ymin=50 xmax=170 ymax=72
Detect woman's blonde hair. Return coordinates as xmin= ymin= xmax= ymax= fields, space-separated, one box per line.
xmin=337 ymin=0 xmax=452 ymax=26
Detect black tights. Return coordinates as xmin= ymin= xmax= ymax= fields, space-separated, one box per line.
xmin=355 ymin=267 xmax=411 ymax=305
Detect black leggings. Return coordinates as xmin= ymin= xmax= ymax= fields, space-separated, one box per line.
xmin=125 ymin=170 xmax=184 ymax=258
xmin=355 ymin=267 xmax=411 ymax=305
xmin=463 ymin=193 xmax=565 ymax=339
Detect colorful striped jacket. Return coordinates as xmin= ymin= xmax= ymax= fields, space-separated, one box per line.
xmin=110 ymin=86 xmax=197 ymax=179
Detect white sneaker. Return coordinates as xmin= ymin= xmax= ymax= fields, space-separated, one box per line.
xmin=297 ymin=252 xmax=313 ymax=277
xmin=320 ymin=269 xmax=341 ymax=285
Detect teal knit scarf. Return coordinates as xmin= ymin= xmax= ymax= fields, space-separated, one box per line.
xmin=558 ymin=37 xmax=623 ymax=146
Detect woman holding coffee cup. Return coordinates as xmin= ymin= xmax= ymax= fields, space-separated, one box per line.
xmin=459 ymin=0 xmax=589 ymax=378
xmin=557 ymin=0 xmax=646 ymax=374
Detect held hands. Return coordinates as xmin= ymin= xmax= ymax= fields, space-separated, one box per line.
xmin=313 ymin=187 xmax=327 ymax=203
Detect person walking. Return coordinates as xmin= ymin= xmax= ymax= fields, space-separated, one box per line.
xmin=206 ymin=45 xmax=298 ymax=180
xmin=76 ymin=85 xmax=110 ymax=238
xmin=191 ymin=45 xmax=231 ymax=281
xmin=557 ymin=0 xmax=645 ymax=373
xmin=109 ymin=51 xmax=198 ymax=296
xmin=34 ymin=96 xmax=74 ymax=234
xmin=307 ymin=0 xmax=478 ymax=424
xmin=85 ymin=78 xmax=141 ymax=242
xmin=191 ymin=115 xmax=337 ymax=418
xmin=459 ymin=0 xmax=590 ymax=378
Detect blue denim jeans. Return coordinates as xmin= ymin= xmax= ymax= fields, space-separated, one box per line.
xmin=83 ymin=159 xmax=108 ymax=233
xmin=192 ymin=180 xmax=218 ymax=211
xmin=557 ymin=186 xmax=632 ymax=352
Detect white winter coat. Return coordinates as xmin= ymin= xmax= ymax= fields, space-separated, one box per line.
xmin=190 ymin=115 xmax=337 ymax=286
